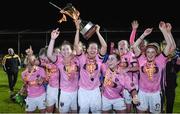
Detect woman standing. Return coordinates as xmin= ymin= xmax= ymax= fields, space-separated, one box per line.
xmin=132 ymin=21 xmax=175 ymax=113
xmin=74 ymin=20 xmax=107 ymax=113
xmin=47 ymin=28 xmax=80 ymax=113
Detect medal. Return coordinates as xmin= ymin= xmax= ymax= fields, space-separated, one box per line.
xmin=104 ymin=69 xmax=116 ymax=87
xmin=64 ymin=60 xmax=77 ymax=80
xmin=25 ymin=66 xmax=38 ymax=86
xmin=144 ymin=61 xmax=156 ymax=80
xmin=86 ymin=58 xmax=97 ymax=81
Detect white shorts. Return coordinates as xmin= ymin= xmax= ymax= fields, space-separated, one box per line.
xmin=78 ymin=87 xmax=101 ymax=113
xmin=102 ymin=96 xmax=126 ymax=111
xmin=46 ymin=85 xmax=59 ymax=107
xmin=25 ymin=93 xmax=46 ymax=112
xmin=58 ymin=90 xmax=78 ymax=113
xmin=136 ymin=89 xmax=161 ymax=113
xmin=123 ymin=89 xmax=132 ymax=104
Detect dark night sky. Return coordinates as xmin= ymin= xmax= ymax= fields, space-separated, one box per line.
xmin=0 ymin=0 xmax=180 ymax=31
xmin=0 ymin=0 xmax=180 ymax=54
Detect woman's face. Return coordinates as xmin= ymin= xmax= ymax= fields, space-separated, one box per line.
xmin=39 ymin=54 xmax=49 ymax=63
xmin=140 ymin=40 xmax=147 ymax=52
xmin=107 ymin=54 xmax=119 ymax=69
xmin=87 ymin=43 xmax=98 ymax=58
xmin=146 ymin=47 xmax=157 ymax=61
xmin=61 ymin=44 xmax=72 ymax=58
xmin=118 ymin=40 xmax=128 ymax=56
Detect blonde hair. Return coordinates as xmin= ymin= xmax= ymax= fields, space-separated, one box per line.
xmin=146 ymin=42 xmax=160 ymax=54
xmin=118 ymin=40 xmax=129 ymax=51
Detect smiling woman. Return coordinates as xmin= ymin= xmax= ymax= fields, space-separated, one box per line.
xmin=1 ymin=1 xmax=180 ymax=113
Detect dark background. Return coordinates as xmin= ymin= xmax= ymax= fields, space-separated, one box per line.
xmin=0 ymin=0 xmax=180 ymax=55
xmin=0 ymin=0 xmax=180 ymax=30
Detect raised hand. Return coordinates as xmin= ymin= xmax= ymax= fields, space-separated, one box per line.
xmin=143 ymin=28 xmax=153 ymax=36
xmin=166 ymin=23 xmax=172 ymax=33
xmin=74 ymin=19 xmax=81 ymax=30
xmin=159 ymin=21 xmax=166 ymax=31
xmin=51 ymin=28 xmax=60 ymax=40
xmin=25 ymin=45 xmax=33 ymax=56
xmin=95 ymin=24 xmax=100 ymax=33
xmin=131 ymin=20 xmax=139 ymax=30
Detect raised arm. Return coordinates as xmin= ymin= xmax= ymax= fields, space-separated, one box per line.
xmin=129 ymin=20 xmax=139 ymax=45
xmin=25 ymin=46 xmax=40 ymax=65
xmin=159 ymin=21 xmax=172 ymax=56
xmin=74 ymin=20 xmax=82 ymax=55
xmin=47 ymin=28 xmax=60 ymax=62
xmin=166 ymin=23 xmax=176 ymax=52
xmin=95 ymin=25 xmax=107 ymax=56
xmin=132 ymin=28 xmax=153 ymax=56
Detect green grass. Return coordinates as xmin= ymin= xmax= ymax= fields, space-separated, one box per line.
xmin=0 ymin=66 xmax=180 ymax=113
xmin=173 ymin=72 xmax=180 ymax=112
xmin=0 ymin=67 xmax=25 ymax=113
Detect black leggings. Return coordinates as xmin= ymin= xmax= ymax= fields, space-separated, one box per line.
xmin=6 ymin=71 xmax=18 ymax=91
xmin=165 ymin=88 xmax=176 ymax=113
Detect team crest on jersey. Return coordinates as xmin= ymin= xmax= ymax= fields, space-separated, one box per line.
xmin=60 ymin=102 xmax=64 ymax=107
xmin=154 ymin=103 xmax=160 ymax=111
xmin=115 ymin=78 xmax=119 ymax=82
xmin=130 ymin=82 xmax=135 ymax=87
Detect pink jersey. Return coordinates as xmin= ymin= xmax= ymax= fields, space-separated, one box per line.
xmin=101 ymin=64 xmax=135 ymax=99
xmin=120 ymin=51 xmax=139 ymax=86
xmin=21 ymin=66 xmax=46 ymax=98
xmin=56 ymin=55 xmax=79 ymax=92
xmin=137 ymin=53 xmax=167 ymax=93
xmin=39 ymin=59 xmax=59 ymax=88
xmin=78 ymin=54 xmax=103 ymax=90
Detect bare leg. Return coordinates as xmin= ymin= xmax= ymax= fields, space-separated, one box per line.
xmin=40 ymin=109 xmax=46 ymax=113
xmin=46 ymin=105 xmax=55 ymax=113
xmin=137 ymin=109 xmax=147 ymax=113
xmin=115 ymin=109 xmax=127 ymax=114
xmin=126 ymin=104 xmax=132 ymax=113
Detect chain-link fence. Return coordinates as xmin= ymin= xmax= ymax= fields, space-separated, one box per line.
xmin=1 ymin=30 xmax=180 ymax=64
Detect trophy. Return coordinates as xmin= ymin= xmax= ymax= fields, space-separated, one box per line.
xmin=49 ymin=2 xmax=96 ymax=40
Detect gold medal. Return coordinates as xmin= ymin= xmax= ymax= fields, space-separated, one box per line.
xmin=144 ymin=61 xmax=156 ymax=80
xmin=86 ymin=58 xmax=97 ymax=81
xmin=104 ymin=69 xmax=116 ymax=87
xmin=64 ymin=61 xmax=77 ymax=80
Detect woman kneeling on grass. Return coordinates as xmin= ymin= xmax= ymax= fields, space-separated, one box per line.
xmin=22 ymin=55 xmax=46 ymax=113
